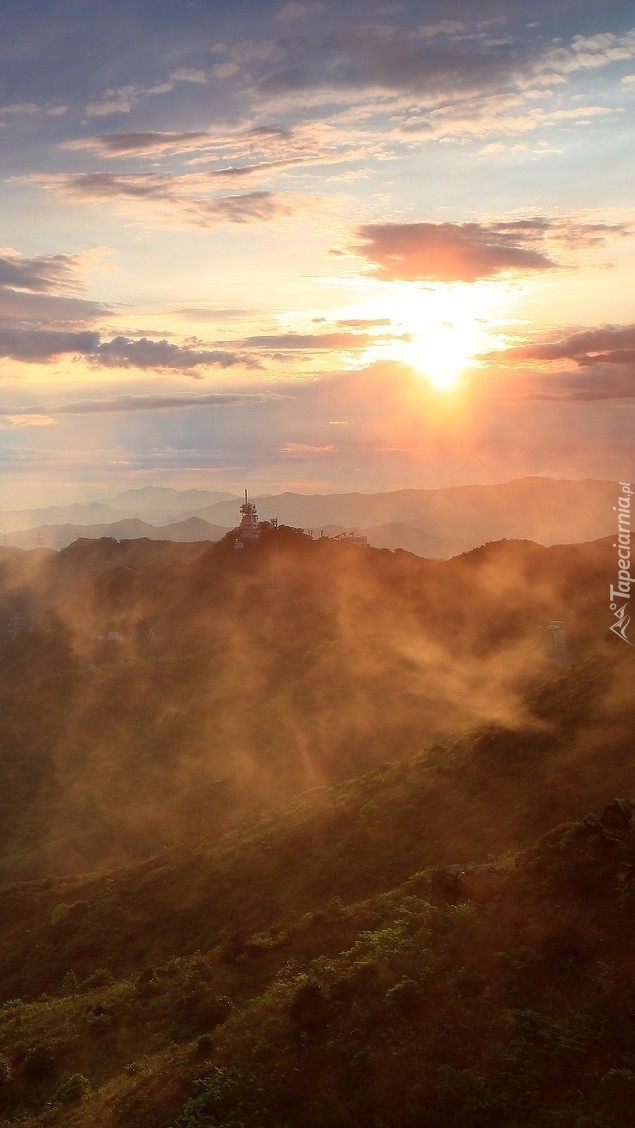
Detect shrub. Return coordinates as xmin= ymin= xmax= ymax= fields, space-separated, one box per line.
xmin=59 ymin=969 xmax=79 ymax=996
xmin=54 ymin=1072 xmax=91 ymax=1106
xmin=0 ymin=1052 xmax=12 ymax=1089
xmin=170 ymin=1067 xmax=266 ymax=1128
xmin=194 ymin=1033 xmax=214 ymax=1055
xmin=385 ymin=976 xmax=421 ymax=1015
xmin=86 ymin=1003 xmax=114 ymax=1034
xmin=50 ymin=902 xmax=71 ymax=929
xmin=81 ymin=967 xmax=115 ymax=991
xmin=23 ymin=1042 xmax=56 ymax=1081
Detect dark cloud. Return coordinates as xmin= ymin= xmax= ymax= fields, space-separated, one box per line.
xmin=60 ymin=172 xmax=173 ymax=199
xmin=351 ymin=221 xmax=557 ymax=282
xmin=484 ymin=324 xmax=635 ymax=401
xmin=63 ymin=131 xmax=212 ymax=157
xmin=203 ymin=191 xmax=293 ymax=224
xmin=497 ymin=325 xmax=635 ymax=367
xmin=36 ymin=174 xmax=298 ymax=226
xmin=91 ymin=336 xmax=258 ymax=371
xmin=253 ymin=20 xmax=635 ymax=120
xmin=0 ymin=328 xmax=256 ymax=370
xmin=0 ymin=252 xmax=84 ymax=293
xmin=258 ymin=24 xmax=527 ymax=99
xmin=0 ymin=328 xmax=100 ymax=363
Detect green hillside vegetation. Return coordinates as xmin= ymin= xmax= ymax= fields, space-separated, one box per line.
xmin=0 ymin=528 xmax=633 ymax=1125
xmin=0 ymin=659 xmax=633 ymax=1125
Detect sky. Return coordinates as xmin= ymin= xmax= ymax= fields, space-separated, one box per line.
xmin=0 ymin=0 xmax=634 ymax=507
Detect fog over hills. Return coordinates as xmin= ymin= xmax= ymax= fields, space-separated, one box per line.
xmin=0 ymin=518 xmax=631 ymax=1127
xmin=1 ymin=477 xmax=619 ymax=556
xmin=0 ymin=523 xmax=632 ymax=1127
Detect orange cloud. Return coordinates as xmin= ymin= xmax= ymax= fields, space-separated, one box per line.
xmin=351 ymin=221 xmax=557 ymax=282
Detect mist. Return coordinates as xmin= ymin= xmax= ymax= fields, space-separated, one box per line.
xmin=0 ymin=523 xmax=629 ymax=883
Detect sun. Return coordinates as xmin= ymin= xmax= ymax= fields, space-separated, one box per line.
xmin=398 ymin=322 xmax=479 ymax=391
xmin=347 ymin=280 xmax=509 ymax=393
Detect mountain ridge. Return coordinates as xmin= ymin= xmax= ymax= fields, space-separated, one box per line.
xmin=1 ymin=476 xmax=619 ymax=556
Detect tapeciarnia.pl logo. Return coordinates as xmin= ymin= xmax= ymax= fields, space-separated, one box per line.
xmin=609 ymin=481 xmax=633 ymax=645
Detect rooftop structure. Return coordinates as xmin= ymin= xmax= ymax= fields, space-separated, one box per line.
xmin=333 ymin=531 xmax=368 ymax=548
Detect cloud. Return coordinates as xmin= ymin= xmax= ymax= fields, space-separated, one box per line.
xmin=275 ymin=2 xmax=328 ymax=22
xmin=255 ymin=22 xmax=634 ymax=105
xmin=538 ymin=29 xmax=635 ymax=80
xmin=418 ymin=21 xmax=467 ymax=40
xmin=242 ymin=21 xmax=635 ymax=151
xmin=351 ymin=220 xmax=557 ymax=282
xmin=484 ymin=323 xmax=635 ymax=401
xmin=234 ymin=330 xmax=398 ymax=350
xmin=0 ymin=249 xmax=118 ymax=348
xmin=204 ymin=151 xmax=362 ymax=181
xmin=169 ymin=68 xmax=208 ymax=85
xmin=0 ymin=102 xmax=39 ymax=117
xmin=0 ymin=328 xmax=100 ymax=363
xmin=335 ymin=318 xmax=392 ymax=329
xmin=61 ymin=122 xmax=362 ymax=187
xmin=0 ymin=328 xmax=257 ymax=371
xmin=0 ymin=252 xmax=85 ymax=293
xmin=63 ymin=131 xmax=214 ymax=157
xmin=0 ymin=289 xmax=112 ymax=326
xmin=256 ymin=24 xmax=524 ymax=100
xmin=356 ymin=25 xmax=633 ymax=99
xmin=0 ymin=391 xmax=286 ymax=418
xmin=494 ymin=325 xmax=635 ymax=368
xmin=27 ymin=173 xmax=301 ymax=227
xmin=280 ymin=441 xmax=335 ymax=453
xmin=91 ymin=336 xmax=258 ymax=371
xmin=503 ymin=364 xmax=635 ymax=403
xmin=47 ymin=172 xmax=174 ymax=200
xmin=86 ymin=86 xmax=139 ymax=117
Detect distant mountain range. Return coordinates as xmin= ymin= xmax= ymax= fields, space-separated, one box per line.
xmin=0 ymin=487 xmax=236 ymax=532
xmin=6 ymin=516 xmax=230 ymax=551
xmin=0 ymin=477 xmax=619 ymax=556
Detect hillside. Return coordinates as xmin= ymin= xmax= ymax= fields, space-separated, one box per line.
xmin=0 ymin=527 xmax=623 ymax=883
xmin=0 ymin=527 xmax=632 ymax=1126
xmin=0 ymin=650 xmax=633 ymax=1125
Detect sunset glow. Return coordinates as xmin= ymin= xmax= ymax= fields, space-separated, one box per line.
xmin=0 ymin=0 xmax=632 ymax=505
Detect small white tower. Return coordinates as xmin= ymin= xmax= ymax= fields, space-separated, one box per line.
xmin=235 ymin=490 xmax=260 ymax=549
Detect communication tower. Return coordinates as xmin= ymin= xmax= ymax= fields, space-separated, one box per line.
xmin=235 ymin=490 xmax=260 ymax=549
xmin=546 ymin=620 xmax=571 ymax=670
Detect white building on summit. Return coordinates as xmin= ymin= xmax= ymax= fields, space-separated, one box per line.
xmin=235 ymin=490 xmax=260 ymax=548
